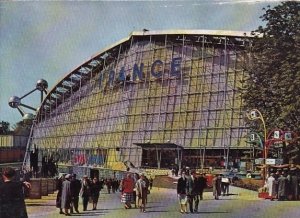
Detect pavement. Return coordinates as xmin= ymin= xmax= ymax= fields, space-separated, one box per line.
xmin=26 ymin=186 xmax=300 ymax=218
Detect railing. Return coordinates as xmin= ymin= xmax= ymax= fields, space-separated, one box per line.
xmin=21 ymin=121 xmax=35 ymax=174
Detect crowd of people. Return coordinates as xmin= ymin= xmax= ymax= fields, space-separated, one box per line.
xmin=266 ymin=169 xmax=300 ymax=201
xmin=177 ymin=170 xmax=232 ymax=213
xmin=212 ymin=174 xmax=231 ymax=200
xmin=3 ymin=165 xmax=300 ymax=217
xmin=176 ymin=170 xmax=208 ymax=213
xmin=56 ymin=174 xmax=108 ymax=215
xmin=55 ymin=172 xmax=152 ymax=215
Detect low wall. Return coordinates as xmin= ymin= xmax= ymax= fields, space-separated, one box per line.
xmin=28 ymin=178 xmax=56 ymax=199
xmin=232 ymin=178 xmax=264 ymax=191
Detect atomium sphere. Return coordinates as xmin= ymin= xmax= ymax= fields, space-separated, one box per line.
xmin=23 ymin=113 xmax=35 ymax=120
xmin=23 ymin=113 xmax=35 ymax=124
xmin=36 ymin=79 xmax=48 ymax=91
xmin=8 ymin=96 xmax=21 ymax=108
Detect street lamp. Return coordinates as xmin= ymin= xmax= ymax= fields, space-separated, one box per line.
xmin=246 ymin=109 xmax=267 ymax=158
xmin=249 ymin=132 xmax=264 ymax=150
xmin=246 ymin=109 xmax=267 ymax=180
xmin=247 ymin=132 xmax=264 ymax=171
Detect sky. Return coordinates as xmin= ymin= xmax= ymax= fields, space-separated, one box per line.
xmin=0 ymin=0 xmax=285 ymax=128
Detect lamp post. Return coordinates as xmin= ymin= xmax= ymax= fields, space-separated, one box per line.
xmin=249 ymin=132 xmax=264 ymax=150
xmin=246 ymin=109 xmax=267 ymax=180
xmin=248 ymin=132 xmax=264 ymax=172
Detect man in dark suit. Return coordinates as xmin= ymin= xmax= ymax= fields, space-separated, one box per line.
xmin=198 ymin=173 xmax=207 ymax=200
xmin=0 ymin=167 xmax=30 ymax=218
xmin=187 ymin=170 xmax=197 ymax=213
xmin=70 ymin=174 xmax=81 ymax=213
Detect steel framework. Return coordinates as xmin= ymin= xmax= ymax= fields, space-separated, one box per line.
xmin=31 ymin=30 xmax=252 ymax=170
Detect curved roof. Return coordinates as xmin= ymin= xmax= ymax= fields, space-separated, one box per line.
xmin=37 ymin=29 xmax=253 ymax=119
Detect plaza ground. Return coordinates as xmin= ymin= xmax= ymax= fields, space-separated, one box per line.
xmin=26 ymin=185 xmax=300 ymax=218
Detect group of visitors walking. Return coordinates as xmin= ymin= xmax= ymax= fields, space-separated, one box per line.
xmin=177 ymin=170 xmax=233 ymax=213
xmin=55 ymin=172 xmax=152 ymax=215
xmin=212 ymin=174 xmax=231 ymax=200
xmin=56 ymin=174 xmax=105 ymax=215
xmin=266 ymin=170 xmax=300 ymax=201
xmin=119 ymin=173 xmax=151 ymax=213
xmin=177 ymin=170 xmax=207 ymax=213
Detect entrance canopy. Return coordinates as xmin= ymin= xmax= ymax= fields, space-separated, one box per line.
xmin=134 ymin=143 xmax=183 ymax=169
xmin=134 ymin=142 xmax=183 ymax=150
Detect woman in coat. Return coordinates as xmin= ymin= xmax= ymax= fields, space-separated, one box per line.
xmin=120 ymin=173 xmax=135 ymax=209
xmin=212 ymin=174 xmax=222 ymax=200
xmin=56 ymin=175 xmax=64 ymax=214
xmin=278 ymin=173 xmax=288 ymax=201
xmin=177 ymin=171 xmax=188 ymax=213
xmin=61 ymin=174 xmax=72 ymax=216
xmin=90 ymin=177 xmax=101 ymax=210
xmin=136 ymin=173 xmax=148 ymax=213
xmin=266 ymin=173 xmax=277 ymax=200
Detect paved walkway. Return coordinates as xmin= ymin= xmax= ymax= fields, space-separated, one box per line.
xmin=26 ymin=186 xmax=300 ymax=218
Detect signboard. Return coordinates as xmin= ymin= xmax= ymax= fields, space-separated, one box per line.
xmin=274 ymin=131 xmax=280 ymax=139
xmin=284 ymin=132 xmax=292 ymax=141
xmin=240 ymin=162 xmax=246 ymax=167
xmin=255 ymin=158 xmax=264 ymax=165
xmin=265 ymin=158 xmax=283 ymax=165
xmin=250 ymin=111 xmax=257 ymax=118
xmin=275 ymin=159 xmax=283 ymax=165
xmin=266 ymin=159 xmax=276 ymax=165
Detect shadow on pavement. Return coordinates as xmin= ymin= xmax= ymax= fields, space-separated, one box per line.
xmin=201 ymin=199 xmax=237 ymax=201
xmin=142 ymin=210 xmax=169 ymax=213
xmin=196 ymin=211 xmax=230 ymax=214
xmin=71 ymin=211 xmax=107 ymax=216
xmin=95 ymin=208 xmax=123 ymax=211
xmin=71 ymin=214 xmax=105 ymax=217
xmin=26 ymin=203 xmax=55 ymax=207
xmin=144 ymin=206 xmax=163 ymax=209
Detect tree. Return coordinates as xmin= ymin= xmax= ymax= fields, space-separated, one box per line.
xmin=243 ymin=2 xmax=300 ymax=164
xmin=12 ymin=120 xmax=31 ymax=136
xmin=243 ymin=2 xmax=300 ymax=132
xmin=0 ymin=121 xmax=10 ymax=134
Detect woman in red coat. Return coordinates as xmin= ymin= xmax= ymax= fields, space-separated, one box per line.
xmin=120 ymin=173 xmax=135 ymax=209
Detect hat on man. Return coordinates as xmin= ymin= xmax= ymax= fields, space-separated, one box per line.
xmin=83 ymin=175 xmax=88 ymax=178
xmin=65 ymin=174 xmax=71 ymax=179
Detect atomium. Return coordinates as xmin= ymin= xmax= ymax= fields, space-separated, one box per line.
xmin=8 ymin=96 xmax=21 ymax=108
xmin=9 ymin=79 xmax=48 ymax=118
xmin=23 ymin=113 xmax=35 ymax=120
xmin=36 ymin=79 xmax=48 ymax=91
xmin=23 ymin=113 xmax=35 ymax=124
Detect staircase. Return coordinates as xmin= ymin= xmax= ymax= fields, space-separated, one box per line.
xmin=21 ymin=121 xmax=35 ymax=174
